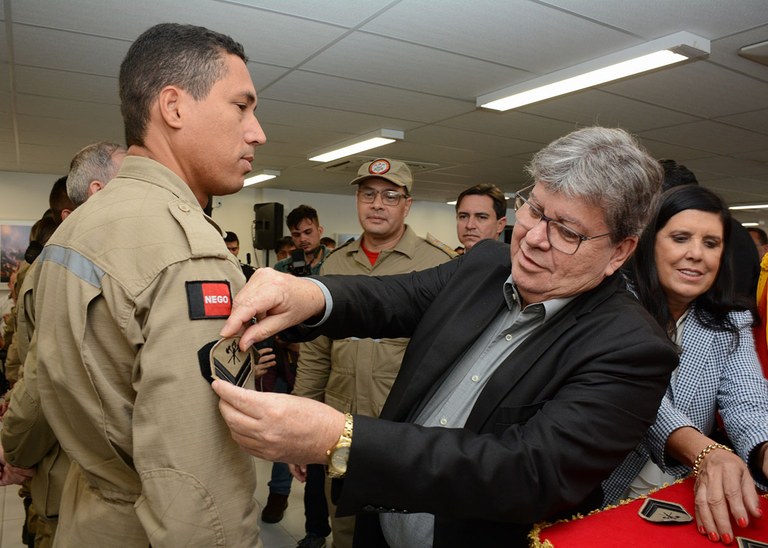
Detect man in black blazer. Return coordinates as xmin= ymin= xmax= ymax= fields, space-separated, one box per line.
xmin=214 ymin=127 xmax=679 ymax=547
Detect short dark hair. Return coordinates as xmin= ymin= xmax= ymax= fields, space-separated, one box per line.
xmin=748 ymin=227 xmax=768 ymax=246
xmin=224 ymin=231 xmax=239 ymax=244
xmin=455 ymin=183 xmax=506 ymax=220
xmin=286 ymin=205 xmax=319 ymax=230
xmin=320 ymin=236 xmax=336 ymax=247
xmin=275 ymin=235 xmax=294 ymax=253
xmin=659 ymin=159 xmax=698 ymax=191
xmin=49 ymin=176 xmax=75 ymax=224
xmin=119 ymin=23 xmax=247 ymax=147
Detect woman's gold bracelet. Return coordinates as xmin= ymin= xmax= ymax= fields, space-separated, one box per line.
xmin=692 ymin=443 xmax=733 ymax=477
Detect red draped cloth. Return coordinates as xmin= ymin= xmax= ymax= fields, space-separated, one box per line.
xmin=531 ymin=477 xmax=768 ymax=547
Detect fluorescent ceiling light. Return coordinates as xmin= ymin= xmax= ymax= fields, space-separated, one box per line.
xmin=308 ymin=129 xmax=404 ymax=163
xmin=477 ymin=31 xmax=710 ymax=111
xmin=741 ymin=222 xmax=760 ymax=227
xmin=244 ymin=169 xmax=280 ymax=187
xmin=729 ymin=204 xmax=768 ymax=210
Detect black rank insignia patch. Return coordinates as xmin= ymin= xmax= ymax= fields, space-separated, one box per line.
xmin=209 ymin=336 xmax=255 ymax=388
xmin=186 ymin=280 xmax=232 ymax=320
xmin=737 ymin=537 xmax=768 ymax=548
xmin=638 ymin=498 xmax=693 ymax=524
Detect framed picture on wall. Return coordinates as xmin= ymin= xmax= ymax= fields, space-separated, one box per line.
xmin=0 ymin=221 xmax=34 ymax=284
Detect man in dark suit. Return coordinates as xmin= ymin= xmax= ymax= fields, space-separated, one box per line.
xmin=213 ymin=127 xmax=679 ymax=547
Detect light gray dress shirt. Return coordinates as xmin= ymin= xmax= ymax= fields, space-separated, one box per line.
xmin=379 ymin=276 xmax=572 ymax=548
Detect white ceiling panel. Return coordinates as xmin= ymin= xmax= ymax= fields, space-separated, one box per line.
xmin=261 ymin=71 xmax=473 ymax=122
xmin=438 ymin=110 xmax=579 ymax=145
xmin=637 ymin=139 xmax=713 ymax=163
xmin=14 ymin=66 xmax=118 ymax=104
xmin=639 ymin=121 xmax=768 ymax=155
xmin=361 ymin=0 xmax=637 ymax=73
xmin=716 ymin=109 xmax=768 ymax=135
xmin=13 ymin=25 xmax=128 ymax=77
xmin=519 ymin=90 xmax=699 ymax=132
xmin=15 ymin=95 xmax=121 ymax=122
xmin=407 ymin=125 xmax=542 ymax=157
xmin=3 ymin=0 xmax=768 ymax=211
xmin=228 ymin=0 xmax=398 ymax=27
xmin=602 ymin=61 xmax=768 ymax=118
xmin=733 ymin=148 xmax=768 ymax=163
xmin=708 ymin=177 xmax=768 ymax=200
xmin=18 ymin=114 xmax=123 ymax=144
xmin=12 ymin=0 xmax=182 ymax=40
xmin=0 ymin=90 xmax=10 ymax=115
xmin=247 ymin=63 xmax=295 ymax=91
xmin=302 ymin=32 xmax=529 ymax=98
xmin=0 ymin=25 xmax=9 ymax=63
xmin=13 ymin=0 xmax=349 ymax=68
xmin=256 ymin=99 xmax=424 ymax=134
xmin=543 ymin=0 xmax=768 ymax=38
xmin=18 ymin=143 xmax=77 ymax=172
xmin=685 ymin=156 xmax=768 ymax=179
xmin=709 ymin=25 xmax=768 ymax=82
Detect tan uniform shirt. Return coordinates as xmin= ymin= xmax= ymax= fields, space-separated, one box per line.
xmin=293 ymin=225 xmax=454 ymax=417
xmin=4 ymin=261 xmax=31 ymax=383
xmin=2 ymin=260 xmax=70 ymax=521
xmin=33 ymin=156 xmax=259 ymax=547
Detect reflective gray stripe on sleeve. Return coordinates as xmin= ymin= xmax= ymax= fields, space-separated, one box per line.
xmin=39 ymin=244 xmax=105 ymax=288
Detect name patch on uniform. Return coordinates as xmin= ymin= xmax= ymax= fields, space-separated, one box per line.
xmin=186 ymin=281 xmax=233 ymax=320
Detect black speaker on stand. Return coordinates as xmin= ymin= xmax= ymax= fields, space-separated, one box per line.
xmin=252 ymin=202 xmax=284 ymax=266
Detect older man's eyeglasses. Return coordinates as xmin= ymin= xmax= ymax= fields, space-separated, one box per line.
xmin=513 ymin=186 xmax=611 ymax=255
xmin=357 ymin=188 xmax=408 ymax=206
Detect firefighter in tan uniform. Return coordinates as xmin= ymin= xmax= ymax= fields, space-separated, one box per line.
xmin=1 ymin=142 xmax=126 ymax=548
xmin=293 ymin=159 xmax=454 ymax=546
xmin=32 ymin=23 xmax=266 ymax=547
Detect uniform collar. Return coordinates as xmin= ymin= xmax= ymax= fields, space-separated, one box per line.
xmin=342 ymin=224 xmax=420 ymax=259
xmin=117 ymin=156 xmax=203 ymax=210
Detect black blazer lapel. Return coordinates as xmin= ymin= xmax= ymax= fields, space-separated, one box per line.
xmin=381 ymin=258 xmax=511 ymax=421
xmin=465 ymin=274 xmax=622 ymax=431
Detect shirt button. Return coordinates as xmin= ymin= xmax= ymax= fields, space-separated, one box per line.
xmin=505 ymin=334 xmax=513 ymax=342
xmin=471 ymin=375 xmax=480 ymax=382
xmin=439 ymin=417 xmax=447 ymax=426
xmin=178 ymin=204 xmax=191 ymax=213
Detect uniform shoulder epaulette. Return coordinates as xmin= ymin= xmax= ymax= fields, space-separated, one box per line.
xmin=326 ymin=237 xmax=356 ymax=258
xmin=425 ymin=233 xmax=458 ymax=258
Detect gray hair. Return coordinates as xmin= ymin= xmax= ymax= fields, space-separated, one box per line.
xmin=67 ymin=142 xmax=126 ymax=206
xmin=526 ymin=126 xmax=663 ymax=242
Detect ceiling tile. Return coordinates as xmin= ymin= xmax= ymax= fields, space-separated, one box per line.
xmin=602 ymin=61 xmax=768 ymax=118
xmin=542 ymin=0 xmax=768 ymax=38
xmin=14 ymin=66 xmax=118 ymax=104
xmin=302 ymin=32 xmax=529 ymax=99
xmin=360 ymin=0 xmax=636 ymax=73
xmin=639 ymin=121 xmax=768 ymax=155
xmin=261 ymin=71 xmax=474 ymax=122
xmin=519 ymin=90 xmax=698 ymax=131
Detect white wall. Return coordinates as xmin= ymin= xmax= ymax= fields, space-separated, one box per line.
xmin=0 ymin=170 xmax=462 ymax=282
xmin=0 ymin=172 xmax=58 ymax=221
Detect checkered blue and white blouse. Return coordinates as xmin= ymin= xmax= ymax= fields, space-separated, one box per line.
xmin=602 ymin=305 xmax=768 ymax=505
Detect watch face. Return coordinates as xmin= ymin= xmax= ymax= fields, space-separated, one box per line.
xmin=331 ymin=446 xmax=350 ymax=473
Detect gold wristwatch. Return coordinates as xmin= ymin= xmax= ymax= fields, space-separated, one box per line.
xmin=326 ymin=413 xmax=353 ymax=478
